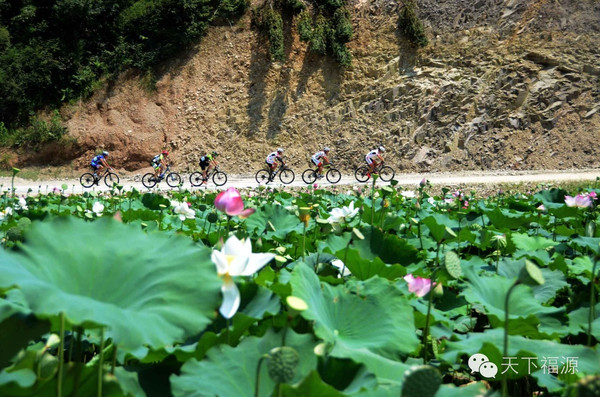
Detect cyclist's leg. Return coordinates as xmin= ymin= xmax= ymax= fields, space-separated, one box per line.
xmin=365 ymin=155 xmax=375 ymax=174
xmin=152 ymin=163 xmax=160 ymax=177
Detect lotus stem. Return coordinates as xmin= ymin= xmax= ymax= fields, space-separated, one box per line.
xmin=255 ymin=354 xmax=269 ymax=397
xmin=57 ymin=312 xmax=65 ymax=397
xmin=503 ymin=281 xmax=519 ymax=397
xmin=97 ymin=328 xmax=105 ymax=397
xmin=422 ymin=271 xmax=436 ymax=363
xmin=588 ymin=258 xmax=598 ymax=346
xmin=111 ymin=345 xmax=118 ymax=375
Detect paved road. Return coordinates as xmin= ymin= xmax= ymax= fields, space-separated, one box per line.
xmin=2 ymin=168 xmax=599 ymax=196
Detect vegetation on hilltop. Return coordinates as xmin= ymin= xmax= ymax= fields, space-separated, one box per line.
xmin=0 ymin=0 xmax=248 ymax=132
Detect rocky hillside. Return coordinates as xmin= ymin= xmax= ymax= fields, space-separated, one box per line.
xmin=27 ymin=0 xmax=600 ymax=175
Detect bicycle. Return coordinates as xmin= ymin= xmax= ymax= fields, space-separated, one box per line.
xmin=354 ymin=162 xmax=395 ymax=183
xmin=142 ymin=164 xmax=182 ymax=188
xmin=80 ymin=168 xmax=120 ymax=188
xmin=301 ymin=163 xmax=342 ymax=184
xmin=255 ymin=164 xmax=295 ymax=185
xmin=189 ymin=166 xmax=227 ymax=187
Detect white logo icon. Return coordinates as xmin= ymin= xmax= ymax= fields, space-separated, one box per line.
xmin=468 ymin=353 xmax=498 ymax=378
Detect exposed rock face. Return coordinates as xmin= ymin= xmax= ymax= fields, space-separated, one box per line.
xmin=33 ymin=0 xmax=600 ymax=175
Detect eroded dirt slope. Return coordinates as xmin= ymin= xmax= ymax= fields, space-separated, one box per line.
xmin=19 ymin=0 xmax=600 ymax=175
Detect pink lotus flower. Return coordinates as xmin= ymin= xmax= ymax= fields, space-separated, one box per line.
xmin=215 ymin=187 xmax=255 ymax=218
xmin=588 ymin=191 xmax=597 ymax=200
xmin=404 ymin=274 xmax=433 ymax=297
xmin=564 ymin=194 xmax=592 ymax=208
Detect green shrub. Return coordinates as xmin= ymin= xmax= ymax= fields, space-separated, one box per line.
xmin=265 ymin=9 xmax=286 ymax=62
xmin=333 ymin=8 xmax=352 ymax=43
xmin=279 ymin=0 xmax=305 ymax=14
xmin=399 ymin=0 xmax=428 ymax=47
xmin=297 ymin=11 xmax=313 ymax=42
xmin=216 ymin=0 xmax=250 ymax=20
xmin=310 ymin=14 xmax=328 ymax=55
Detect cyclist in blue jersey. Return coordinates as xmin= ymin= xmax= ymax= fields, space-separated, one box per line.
xmin=90 ymin=151 xmax=112 ymax=182
xmin=151 ymin=150 xmax=169 ymax=178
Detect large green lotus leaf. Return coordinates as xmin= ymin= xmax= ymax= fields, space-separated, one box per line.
xmin=350 ymin=227 xmax=419 ymax=266
xmin=290 ymin=264 xmax=417 ymax=383
xmin=570 ymin=236 xmax=600 ymax=255
xmin=485 ymin=207 xmax=535 ymax=229
xmin=567 ymin=303 xmax=600 ymax=339
xmin=461 ymin=267 xmax=561 ymax=322
xmin=0 ymin=217 xmax=221 ymax=352
xmin=441 ymin=328 xmax=600 ymax=391
xmin=434 ymin=382 xmax=493 ymax=397
xmin=534 ymin=188 xmax=569 ymax=204
xmin=511 ymin=233 xmax=558 ymax=251
xmin=280 ymin=371 xmax=345 ymax=397
xmin=170 ymin=329 xmax=316 ymax=397
xmin=338 ymin=249 xmax=406 ymax=281
xmin=245 ymin=204 xmax=303 ymax=239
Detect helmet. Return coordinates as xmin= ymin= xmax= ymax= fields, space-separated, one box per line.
xmin=277 ymin=148 xmax=284 ymax=153
xmin=102 ymin=151 xmax=109 ymax=156
xmin=378 ymin=146 xmax=385 ymax=152
xmin=323 ymin=146 xmax=330 ymax=152
xmin=212 ymin=151 xmax=218 ymax=157
xmin=162 ymin=150 xmax=169 ymax=155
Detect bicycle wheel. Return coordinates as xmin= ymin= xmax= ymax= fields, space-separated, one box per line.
xmin=255 ymin=169 xmax=270 ymax=185
xmin=326 ymin=168 xmax=342 ymax=184
xmin=302 ymin=169 xmax=317 ymax=184
xmin=142 ymin=173 xmax=158 ymax=188
xmin=80 ymin=173 xmax=96 ymax=188
xmin=354 ymin=165 xmax=370 ymax=183
xmin=279 ymin=168 xmax=295 ymax=184
xmin=104 ymin=172 xmax=120 ymax=187
xmin=166 ymin=172 xmax=182 ymax=187
xmin=189 ymin=172 xmax=204 ymax=187
xmin=212 ymin=171 xmax=227 ymax=186
xmin=379 ymin=166 xmax=395 ymax=182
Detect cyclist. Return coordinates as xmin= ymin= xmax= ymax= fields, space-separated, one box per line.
xmin=266 ymin=148 xmax=285 ymax=174
xmin=311 ymin=147 xmax=331 ymax=178
xmin=90 ymin=151 xmax=111 ymax=182
xmin=152 ymin=150 xmax=169 ymax=178
xmin=365 ymin=146 xmax=385 ymax=175
xmin=199 ymin=151 xmax=219 ymax=185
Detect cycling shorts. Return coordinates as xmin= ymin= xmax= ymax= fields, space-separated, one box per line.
xmin=311 ymin=158 xmax=321 ymax=167
xmin=151 ymin=161 xmax=161 ymax=170
xmin=91 ymin=162 xmax=101 ymax=170
xmin=199 ymin=160 xmax=210 ymax=170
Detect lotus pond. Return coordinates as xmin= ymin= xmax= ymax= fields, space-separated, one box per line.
xmin=0 ymin=177 xmax=599 ymax=397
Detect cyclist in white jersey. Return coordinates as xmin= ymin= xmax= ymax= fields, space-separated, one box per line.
xmin=266 ymin=148 xmax=285 ymax=173
xmin=311 ymin=147 xmax=331 ymax=178
xmin=365 ymin=146 xmax=385 ymax=174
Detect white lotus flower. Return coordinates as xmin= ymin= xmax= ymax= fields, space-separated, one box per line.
xmin=401 ymin=190 xmax=416 ymax=199
xmin=92 ymin=201 xmax=104 ymax=216
xmin=212 ymin=235 xmax=275 ymax=319
xmin=331 ymin=259 xmax=351 ymax=277
xmin=0 ymin=207 xmax=12 ymax=221
xmin=171 ymin=200 xmax=195 ymax=220
xmin=328 ymin=201 xmax=359 ymax=224
xmin=17 ymin=197 xmax=28 ymax=210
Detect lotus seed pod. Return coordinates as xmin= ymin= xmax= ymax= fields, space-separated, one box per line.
xmin=6 ymin=226 xmax=24 ymax=242
xmin=401 ymin=365 xmax=442 ymax=397
xmin=267 ymin=346 xmax=299 ymax=384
